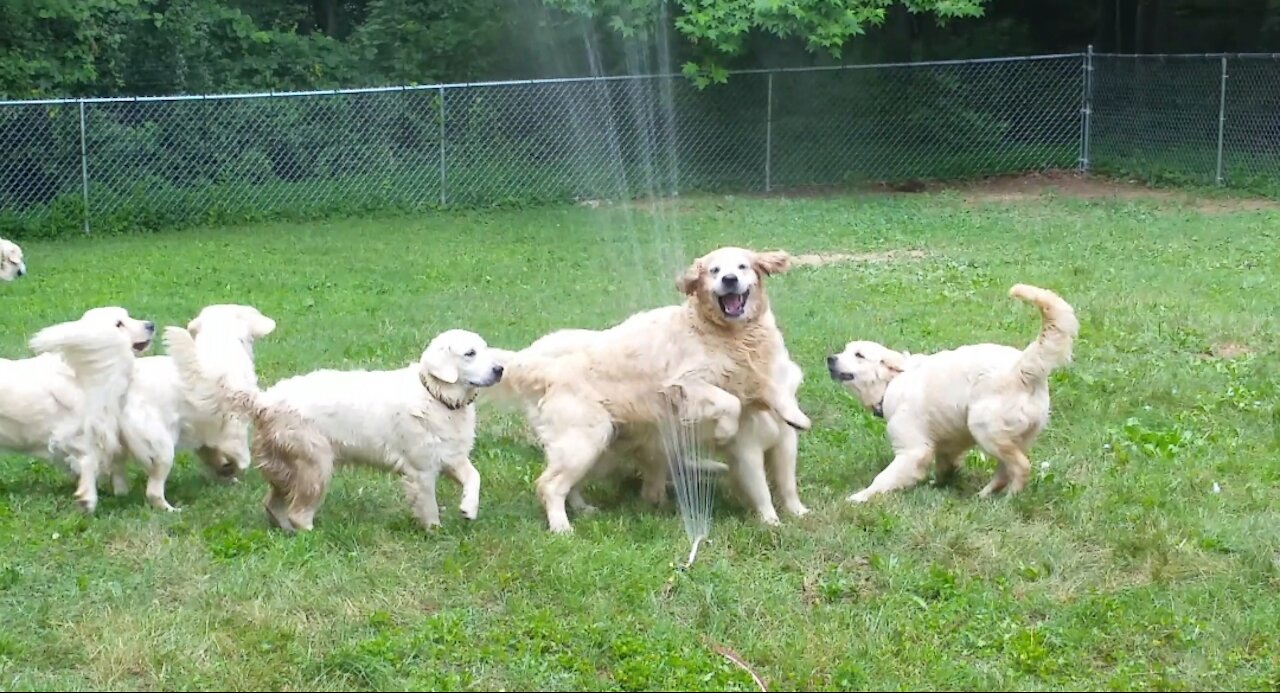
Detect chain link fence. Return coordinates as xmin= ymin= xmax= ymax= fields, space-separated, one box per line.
xmin=1 ymin=51 xmax=1278 ymax=238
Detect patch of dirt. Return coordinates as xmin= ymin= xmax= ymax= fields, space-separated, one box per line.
xmin=589 ymin=170 xmax=1280 ymax=213
xmin=791 ymin=248 xmax=926 ymax=268
xmin=1203 ymin=342 xmax=1253 ymax=359
xmin=927 ymin=170 xmax=1279 ymax=212
xmin=759 ymin=169 xmax=1279 ymax=212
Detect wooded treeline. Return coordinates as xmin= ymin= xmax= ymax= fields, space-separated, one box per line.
xmin=2 ymin=0 xmax=1278 ymax=99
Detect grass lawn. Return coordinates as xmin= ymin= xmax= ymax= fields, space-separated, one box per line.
xmin=1 ymin=177 xmax=1278 ymax=690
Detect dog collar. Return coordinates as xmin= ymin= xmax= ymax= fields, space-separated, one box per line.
xmin=423 ymin=381 xmax=475 ymax=411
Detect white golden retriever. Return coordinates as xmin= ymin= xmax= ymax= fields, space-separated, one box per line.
xmin=111 ymin=304 xmax=276 ymax=511
xmin=195 ymin=328 xmax=504 ymax=533
xmin=0 ymin=238 xmax=26 ymax=281
xmin=0 ymin=307 xmax=155 ymax=512
xmin=489 ymin=246 xmax=808 ymax=533
xmin=827 ymin=283 xmax=1079 ymax=502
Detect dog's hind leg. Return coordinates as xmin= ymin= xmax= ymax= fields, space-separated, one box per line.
xmin=143 ymin=450 xmax=179 ymax=512
xmin=729 ymin=442 xmax=778 ymax=526
xmin=847 ymin=447 xmax=934 ymax=503
xmin=275 ymin=451 xmax=332 ymax=533
xmin=72 ymin=454 xmax=100 ymax=514
xmin=537 ymin=425 xmax=609 ymax=534
xmin=767 ymin=426 xmax=809 ymax=517
xmin=533 ymin=397 xmax=611 ymax=534
xmin=263 ymin=486 xmax=295 ymax=533
xmin=566 ymin=486 xmax=599 ymax=514
xmin=977 ymin=443 xmax=1032 ymax=498
xmin=402 ymin=466 xmax=442 ymax=530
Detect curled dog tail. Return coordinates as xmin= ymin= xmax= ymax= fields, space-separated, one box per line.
xmin=1009 ymin=283 xmax=1079 ymax=385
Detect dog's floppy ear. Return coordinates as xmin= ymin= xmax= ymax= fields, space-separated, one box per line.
xmin=246 ymin=309 xmax=276 ymax=339
xmin=677 ymin=260 xmax=704 ymax=296
xmin=753 ymin=250 xmax=793 ymax=277
xmin=421 ymin=342 xmax=459 ymax=384
xmin=878 ymin=351 xmax=906 ymax=377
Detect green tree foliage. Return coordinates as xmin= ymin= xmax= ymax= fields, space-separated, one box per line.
xmin=544 ymin=0 xmax=987 ymax=84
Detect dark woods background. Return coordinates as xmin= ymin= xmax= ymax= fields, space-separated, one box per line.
xmin=2 ymin=0 xmax=1277 ymax=99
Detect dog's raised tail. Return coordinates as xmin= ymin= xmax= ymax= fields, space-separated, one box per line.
xmin=164 ymin=325 xmax=264 ymax=426
xmin=1010 ymin=283 xmax=1079 ymax=385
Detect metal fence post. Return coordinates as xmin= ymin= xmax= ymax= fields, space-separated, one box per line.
xmin=438 ymin=86 xmax=448 ymax=206
xmin=765 ymin=72 xmax=773 ymax=192
xmin=1215 ymin=56 xmax=1227 ymax=186
xmin=1079 ymin=45 xmax=1093 ymax=175
xmin=79 ymin=99 xmax=90 ymax=234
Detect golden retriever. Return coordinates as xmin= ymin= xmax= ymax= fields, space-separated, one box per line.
xmin=0 ymin=307 xmax=155 ymax=512
xmin=114 ymin=304 xmax=276 ymax=511
xmin=191 ymin=328 xmax=504 ymax=533
xmin=0 ymin=238 xmax=25 ymax=281
xmin=827 ymin=283 xmax=1078 ymax=502
xmin=489 ymin=246 xmax=808 ymax=533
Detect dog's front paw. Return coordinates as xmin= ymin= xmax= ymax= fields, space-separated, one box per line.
xmin=785 ymin=501 xmax=810 ymax=517
xmin=74 ymin=490 xmax=98 ymax=514
xmin=548 ymin=519 xmax=575 ymax=534
xmin=847 ymin=489 xmax=874 ymax=504
xmin=783 ymin=409 xmax=812 ymax=431
xmin=713 ymin=418 xmax=739 ymax=445
xmin=459 ymin=503 xmax=478 ymax=521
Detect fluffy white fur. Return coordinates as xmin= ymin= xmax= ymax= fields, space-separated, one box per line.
xmin=0 ymin=238 xmax=26 ymax=281
xmin=0 ymin=307 xmax=154 ymax=512
xmin=619 ymin=344 xmax=811 ymax=526
xmin=201 ymin=328 xmax=504 ymax=533
xmin=827 ymin=283 xmax=1079 ymax=502
xmin=487 ymin=246 xmax=808 ymax=533
xmin=111 ymin=304 xmax=276 ymax=512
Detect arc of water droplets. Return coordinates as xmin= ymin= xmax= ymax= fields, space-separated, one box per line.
xmin=657 ymin=405 xmax=715 ymax=568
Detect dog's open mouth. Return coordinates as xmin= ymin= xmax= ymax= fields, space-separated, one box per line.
xmin=133 ymin=339 xmax=152 ymax=354
xmin=718 ymin=290 xmax=749 ymax=318
xmin=829 ymin=369 xmax=855 ymax=382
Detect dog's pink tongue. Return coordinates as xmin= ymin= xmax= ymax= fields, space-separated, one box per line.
xmin=724 ymin=293 xmax=745 ymax=313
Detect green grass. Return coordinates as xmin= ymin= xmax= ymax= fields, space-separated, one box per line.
xmin=1 ymin=186 xmax=1278 ymax=690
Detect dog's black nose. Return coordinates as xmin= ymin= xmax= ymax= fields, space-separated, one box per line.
xmin=16 ymin=269 xmax=25 ymax=277
xmin=721 ymin=273 xmax=738 ymax=286
xmin=492 ymin=365 xmax=504 ymax=378
xmin=145 ymin=321 xmax=156 ymax=332
xmin=826 ymin=355 xmax=836 ymax=367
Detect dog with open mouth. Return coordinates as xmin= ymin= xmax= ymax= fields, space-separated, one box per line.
xmin=0 ymin=307 xmax=155 ymax=512
xmin=486 ymin=246 xmax=809 ymax=533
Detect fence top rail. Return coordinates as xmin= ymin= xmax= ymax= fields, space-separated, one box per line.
xmin=0 ymin=51 xmax=1085 ymax=107
xmin=1094 ymin=52 xmax=1280 ymax=59
xmin=7 ymin=49 xmax=1280 ymax=108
